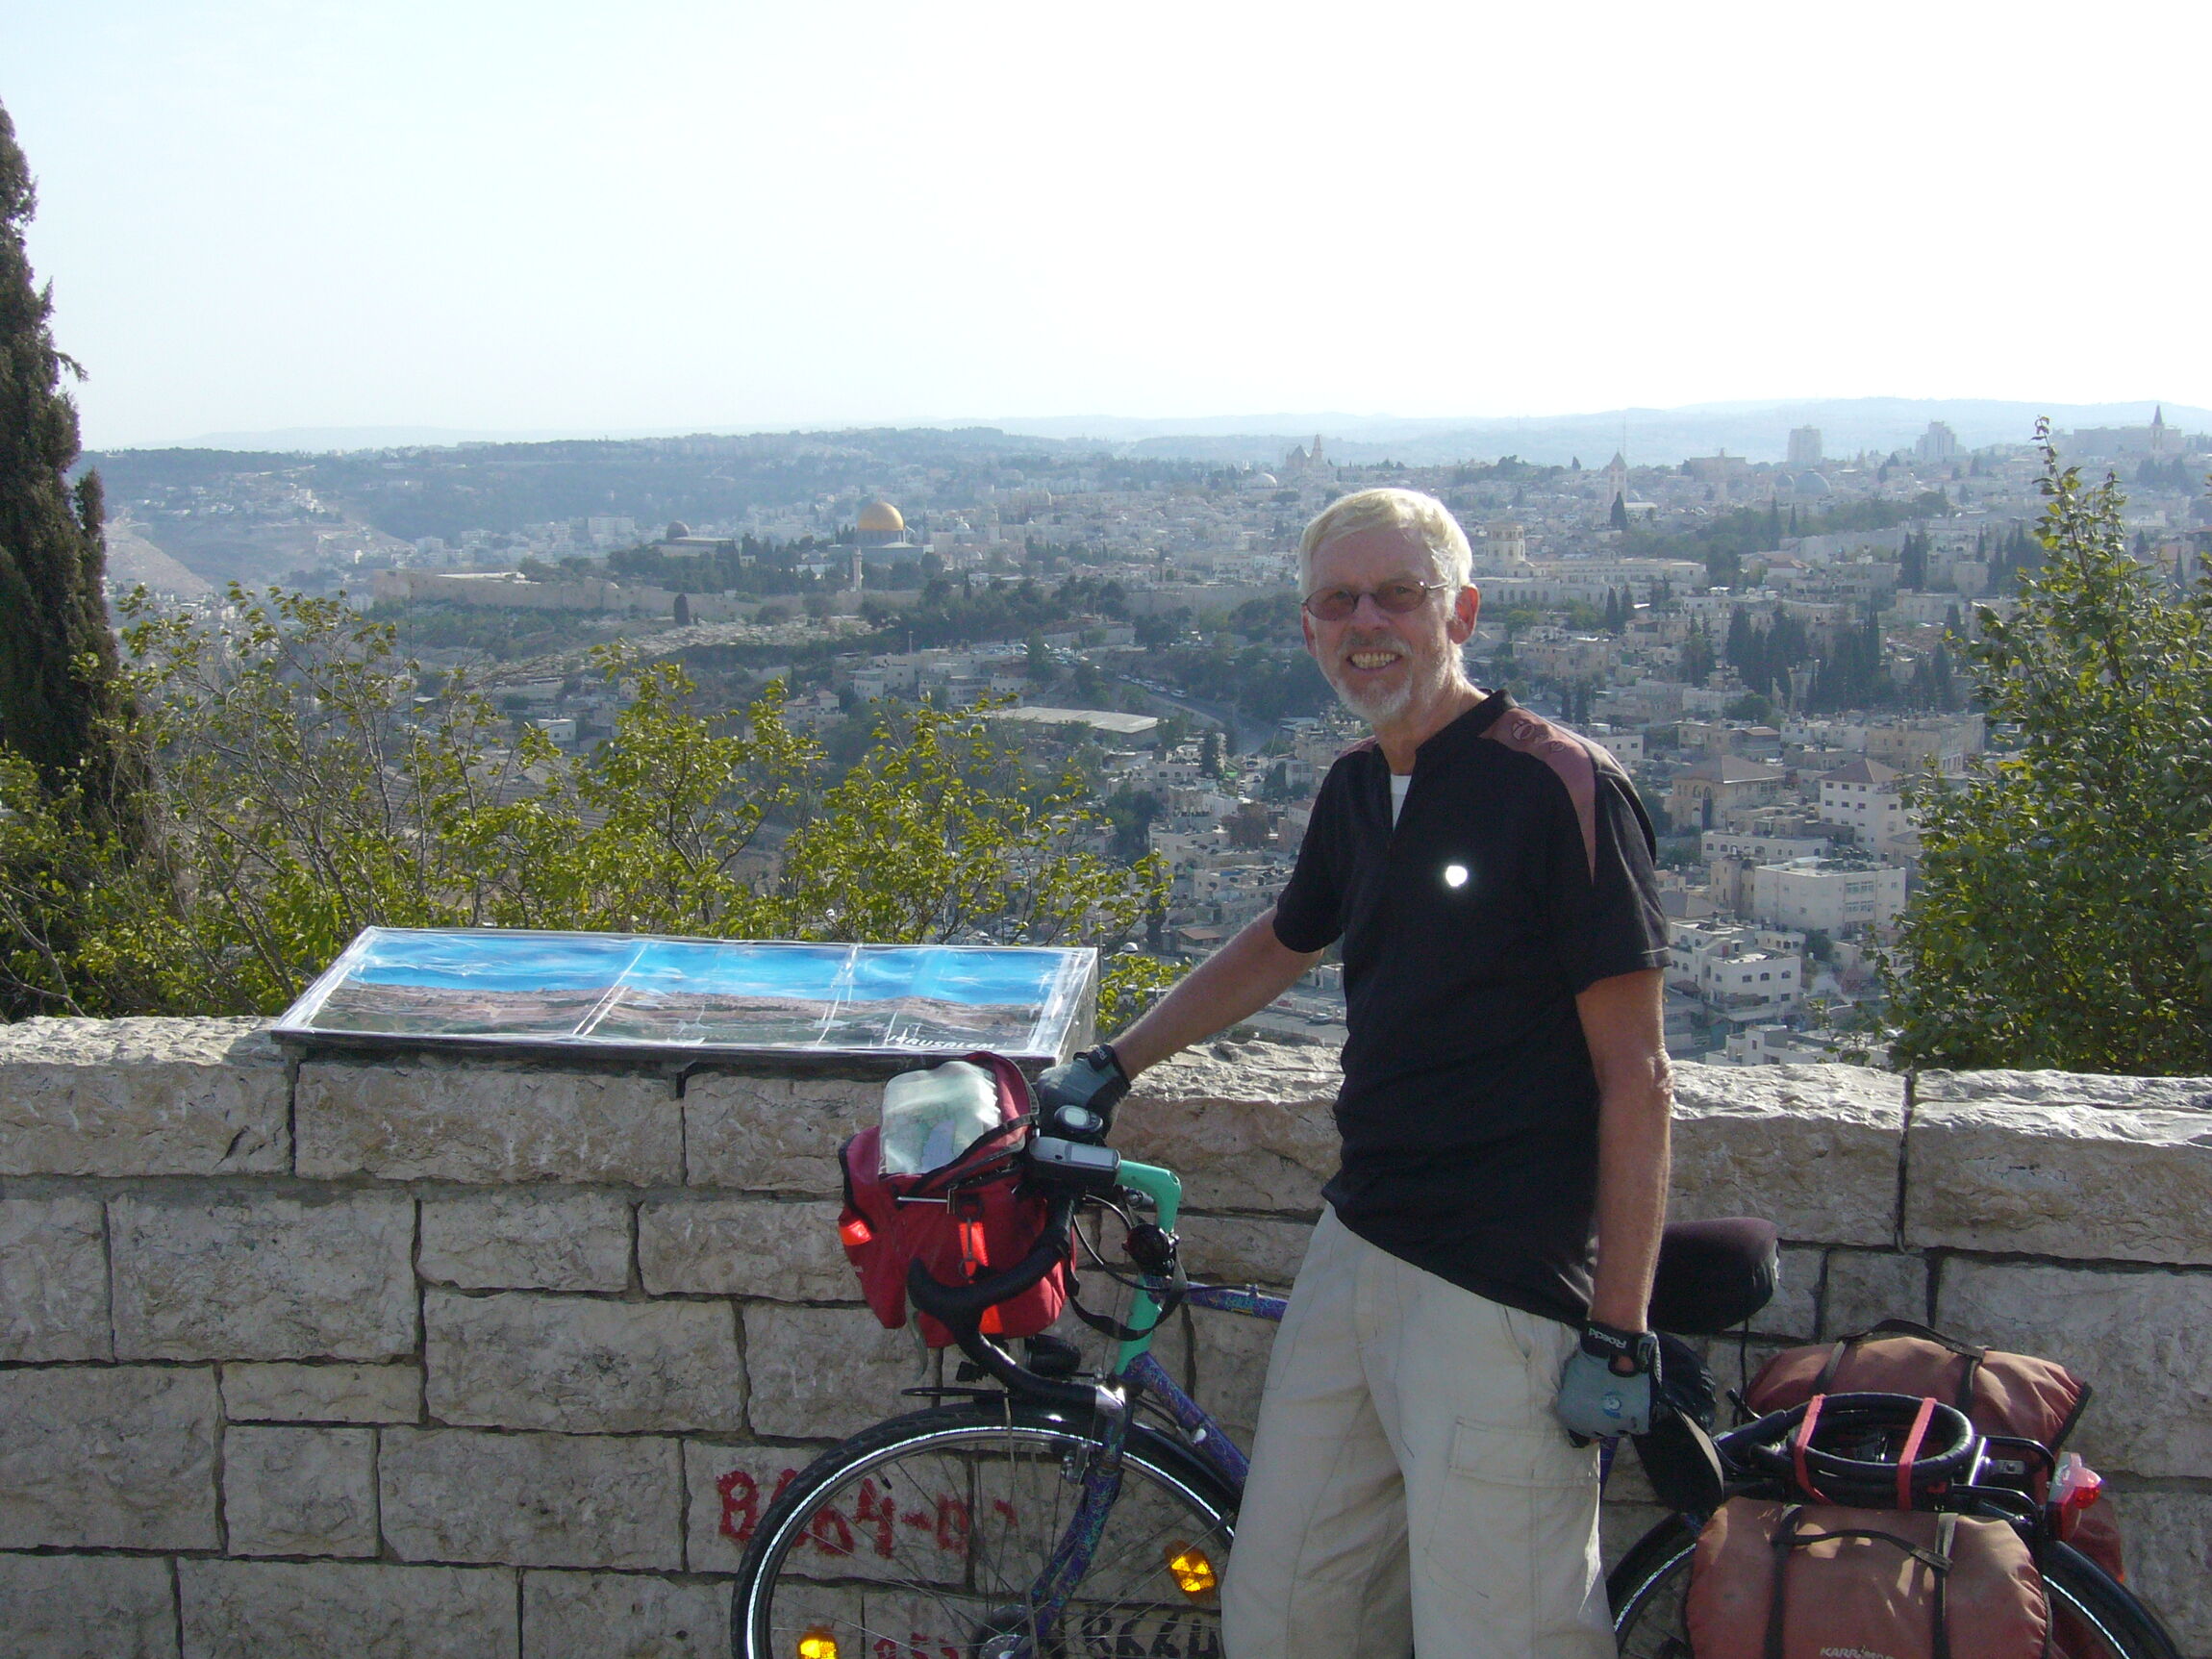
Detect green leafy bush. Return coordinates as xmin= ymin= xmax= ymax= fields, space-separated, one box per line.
xmin=0 ymin=587 xmax=1170 ymax=1031
xmin=1887 ymin=431 xmax=2212 ymax=1074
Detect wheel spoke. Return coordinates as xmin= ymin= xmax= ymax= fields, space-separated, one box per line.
xmin=742 ymin=1408 xmax=1234 ymax=1659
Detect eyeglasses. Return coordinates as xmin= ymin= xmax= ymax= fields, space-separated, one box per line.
xmin=1299 ymin=580 xmax=1449 ymax=622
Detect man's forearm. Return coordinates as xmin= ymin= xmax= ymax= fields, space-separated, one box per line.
xmin=1587 ymin=1071 xmax=1671 ymax=1332
xmin=1111 ymin=907 xmax=1322 ymax=1076
xmin=1573 ymin=968 xmax=1672 ymax=1333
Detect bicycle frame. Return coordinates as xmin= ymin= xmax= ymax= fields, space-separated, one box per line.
xmin=1002 ymin=1158 xmax=1284 ymax=1650
xmin=1106 ymin=1159 xmax=1286 ymax=1487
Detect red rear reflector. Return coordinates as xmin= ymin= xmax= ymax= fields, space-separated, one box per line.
xmin=839 ymin=1217 xmax=873 ymax=1247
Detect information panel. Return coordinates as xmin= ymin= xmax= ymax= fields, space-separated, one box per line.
xmin=272 ymin=927 xmax=1097 ymax=1065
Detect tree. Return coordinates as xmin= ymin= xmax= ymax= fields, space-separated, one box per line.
xmin=1898 ymin=530 xmax=1929 ymax=591
xmin=1199 ymin=727 xmax=1225 ymax=779
xmin=1609 ymin=492 xmax=1629 ymax=532
xmin=1679 ymin=624 xmax=1716 ymax=684
xmin=0 ymin=101 xmax=138 ymax=830
xmin=0 ymin=591 xmax=1174 ymax=1027
xmin=1222 ymin=800 xmax=1272 ymax=850
xmin=1887 ymin=429 xmax=2212 ymax=1073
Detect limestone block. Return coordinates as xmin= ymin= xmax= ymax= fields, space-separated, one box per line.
xmin=1935 ymin=1259 xmax=2212 ymax=1478
xmin=1906 ymin=1096 xmax=2212 ymax=1265
xmin=0 ymin=1194 xmax=111 ymax=1360
xmin=178 ymin=1559 xmax=516 ymax=1658
xmin=1670 ymin=1064 xmax=1904 ymax=1247
xmin=1821 ymin=1250 xmax=1931 ymax=1340
xmin=1175 ymin=1214 xmax=1314 ymax=1288
xmin=638 ymin=1196 xmax=849 ymax=1300
xmin=2111 ymin=1487 xmax=2212 ymax=1656
xmin=223 ymin=1425 xmax=378 ymax=1558
xmin=683 ymin=1440 xmax=826 ymax=1574
xmin=380 ymin=1427 xmax=682 ymax=1570
xmin=296 ymin=1055 xmax=680 ymax=1184
xmin=1189 ymin=1300 xmax=1282 ymax=1451
xmin=0 ymin=1365 xmax=218 ymax=1549
xmin=1115 ymin=1042 xmax=1342 ymax=1213
xmin=425 ymin=1289 xmax=745 ymax=1433
xmin=0 ymin=1552 xmax=176 ymax=1658
xmin=1757 ymin=1244 xmax=1822 ymax=1342
xmin=110 ymin=1191 xmax=415 ymax=1362
xmin=1686 ymin=1336 xmax=1796 ymax=1411
xmin=742 ymin=1303 xmax=922 ymax=1439
xmin=1917 ymin=1068 xmax=2212 ymax=1114
xmin=221 ymin=1361 xmax=422 ymax=1424
xmin=0 ymin=1016 xmax=285 ymax=1176
xmin=523 ymin=1570 xmax=730 ymax=1659
xmin=420 ymin=1190 xmax=633 ymax=1291
xmin=682 ymin=1071 xmax=877 ymax=1194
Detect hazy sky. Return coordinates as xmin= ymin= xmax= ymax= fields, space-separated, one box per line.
xmin=6 ymin=0 xmax=2205 ymax=449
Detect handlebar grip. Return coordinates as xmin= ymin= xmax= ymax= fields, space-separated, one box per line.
xmin=905 ymin=1192 xmax=1077 ymax=1331
xmin=906 ymin=1191 xmax=1100 ymax=1412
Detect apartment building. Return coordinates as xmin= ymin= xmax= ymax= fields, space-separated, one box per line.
xmin=1749 ymin=857 xmax=1906 ymax=934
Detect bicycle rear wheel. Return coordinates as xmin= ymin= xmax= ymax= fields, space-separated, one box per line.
xmin=1606 ymin=1514 xmax=1697 ymax=1658
xmin=1605 ymin=1519 xmax=2181 ymax=1659
xmin=734 ymin=1402 xmax=1238 ymax=1659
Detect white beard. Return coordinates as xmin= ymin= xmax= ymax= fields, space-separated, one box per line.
xmin=1320 ymin=628 xmax=1442 ymax=726
xmin=1326 ymin=669 xmax=1414 ymax=724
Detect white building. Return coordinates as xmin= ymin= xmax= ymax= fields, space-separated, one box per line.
xmin=1666 ymin=921 xmax=1805 ymax=1019
xmin=1476 ymin=519 xmax=1529 ymax=569
xmin=1819 ymin=758 xmax=1910 ymax=849
xmin=1750 ymin=858 xmax=1906 ymax=935
xmin=1721 ymin=1024 xmax=1842 ymax=1065
xmin=1915 ymin=422 xmax=1960 ymax=465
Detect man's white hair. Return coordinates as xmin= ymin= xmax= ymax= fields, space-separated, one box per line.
xmin=1296 ymin=488 xmax=1474 ymax=593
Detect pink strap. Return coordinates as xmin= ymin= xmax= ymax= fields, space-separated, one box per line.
xmin=1792 ymin=1395 xmax=1829 ymax=1502
xmin=1895 ymin=1395 xmax=1938 ymax=1511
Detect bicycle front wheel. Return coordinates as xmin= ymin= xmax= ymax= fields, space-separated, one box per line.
xmin=1606 ymin=1519 xmax=2182 ymax=1659
xmin=734 ymin=1402 xmax=1238 ymax=1659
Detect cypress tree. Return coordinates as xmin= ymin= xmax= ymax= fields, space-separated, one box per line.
xmin=0 ymin=101 xmax=136 ymax=827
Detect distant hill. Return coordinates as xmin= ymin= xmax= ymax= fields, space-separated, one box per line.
xmin=145 ymin=399 xmax=2212 ymax=470
xmin=993 ymin=399 xmax=2212 ymax=466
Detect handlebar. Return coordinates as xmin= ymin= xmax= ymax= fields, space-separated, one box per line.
xmin=904 ymin=1188 xmax=1106 ymax=1412
xmin=1713 ymin=1392 xmax=1985 ymax=1509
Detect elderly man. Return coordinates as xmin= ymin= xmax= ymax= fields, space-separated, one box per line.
xmin=1042 ymin=487 xmax=1672 ymax=1657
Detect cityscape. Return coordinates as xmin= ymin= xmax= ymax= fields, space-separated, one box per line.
xmin=83 ymin=403 xmax=2212 ymax=1064
xmin=7 ymin=6 xmax=2212 ymax=1650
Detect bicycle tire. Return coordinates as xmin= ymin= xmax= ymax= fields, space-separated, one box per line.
xmin=733 ymin=1402 xmax=1239 ymax=1659
xmin=1605 ymin=1517 xmax=2183 ymax=1659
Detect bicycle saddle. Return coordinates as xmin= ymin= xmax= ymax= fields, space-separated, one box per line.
xmin=1647 ymin=1218 xmax=1779 ymax=1335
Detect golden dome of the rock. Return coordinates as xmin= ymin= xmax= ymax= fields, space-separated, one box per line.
xmin=857 ymin=500 xmax=904 ymax=534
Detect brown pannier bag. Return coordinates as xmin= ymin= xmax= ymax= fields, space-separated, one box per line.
xmin=1745 ymin=1320 xmax=2124 ymax=1584
xmin=1745 ymin=1320 xmax=2089 ymax=1452
xmin=1687 ymin=1497 xmax=2049 ymax=1659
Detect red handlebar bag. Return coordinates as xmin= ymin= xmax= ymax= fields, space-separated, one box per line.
xmin=837 ymin=1051 xmax=1069 ymax=1348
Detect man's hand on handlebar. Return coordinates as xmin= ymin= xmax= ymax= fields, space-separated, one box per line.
xmin=1555 ymin=1320 xmax=1660 ymax=1442
xmin=1036 ymin=1044 xmax=1130 ymax=1143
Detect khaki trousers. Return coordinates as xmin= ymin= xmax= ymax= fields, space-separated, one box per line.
xmin=1219 ymin=1207 xmax=1612 ymax=1659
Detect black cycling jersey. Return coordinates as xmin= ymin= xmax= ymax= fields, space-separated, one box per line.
xmin=1272 ymin=691 xmax=1670 ymax=1325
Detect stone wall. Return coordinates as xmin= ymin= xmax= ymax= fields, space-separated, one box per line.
xmin=0 ymin=1018 xmax=2206 ymax=1657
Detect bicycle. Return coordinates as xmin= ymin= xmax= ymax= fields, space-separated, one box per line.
xmin=731 ymin=1126 xmax=2180 ymax=1659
